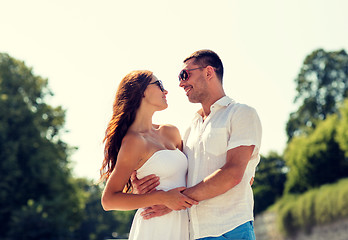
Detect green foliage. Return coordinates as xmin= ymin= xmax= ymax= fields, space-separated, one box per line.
xmin=0 ymin=53 xmax=85 ymax=239
xmin=274 ymin=49 xmax=348 ymax=236
xmin=253 ymin=152 xmax=287 ymax=214
xmin=74 ymin=179 xmax=135 ymax=240
xmin=284 ymin=111 xmax=347 ymax=194
xmin=336 ymin=99 xmax=348 ymax=157
xmin=276 ymin=196 xmax=298 ymax=237
xmin=275 ymin=178 xmax=348 ymax=237
xmin=0 ymin=52 xmax=137 ymax=239
xmin=286 ymin=49 xmax=348 ymax=141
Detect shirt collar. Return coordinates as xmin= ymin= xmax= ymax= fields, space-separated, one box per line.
xmin=212 ymin=96 xmax=234 ymax=108
xmin=193 ymin=96 xmax=235 ymax=120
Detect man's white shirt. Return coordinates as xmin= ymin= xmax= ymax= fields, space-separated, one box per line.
xmin=183 ymin=96 xmax=262 ymax=239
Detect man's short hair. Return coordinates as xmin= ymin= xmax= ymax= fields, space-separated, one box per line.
xmin=184 ymin=49 xmax=224 ymax=82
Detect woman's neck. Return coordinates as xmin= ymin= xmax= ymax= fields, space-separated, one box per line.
xmin=129 ymin=107 xmax=155 ymax=133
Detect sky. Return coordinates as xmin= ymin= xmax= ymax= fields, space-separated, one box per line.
xmin=1 ymin=0 xmax=348 ymax=181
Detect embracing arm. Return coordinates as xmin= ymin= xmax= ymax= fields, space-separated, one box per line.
xmin=101 ymin=135 xmax=159 ymax=211
xmin=182 ymin=145 xmax=255 ymax=201
xmin=102 ymin=183 xmax=191 ymax=211
xmin=101 ymin=135 xmax=197 ymax=211
xmin=137 ymin=145 xmax=254 ymax=219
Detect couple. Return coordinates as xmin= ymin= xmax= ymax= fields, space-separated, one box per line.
xmin=100 ymin=50 xmax=262 ymax=240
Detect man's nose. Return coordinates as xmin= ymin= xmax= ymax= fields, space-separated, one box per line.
xmin=179 ymin=80 xmax=185 ymax=88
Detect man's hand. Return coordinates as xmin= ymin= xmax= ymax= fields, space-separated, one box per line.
xmin=250 ymin=177 xmax=254 ymax=186
xmin=140 ymin=205 xmax=173 ymax=220
xmin=130 ymin=171 xmax=160 ymax=194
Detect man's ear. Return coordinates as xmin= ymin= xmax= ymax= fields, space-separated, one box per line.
xmin=206 ymin=66 xmax=215 ymax=80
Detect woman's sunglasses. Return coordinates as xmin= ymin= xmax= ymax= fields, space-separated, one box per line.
xmin=178 ymin=67 xmax=205 ymax=82
xmin=148 ymin=80 xmax=165 ymax=92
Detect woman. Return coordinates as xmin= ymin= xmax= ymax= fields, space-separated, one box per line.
xmin=100 ymin=70 xmax=198 ymax=240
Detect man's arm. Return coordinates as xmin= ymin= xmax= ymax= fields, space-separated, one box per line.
xmin=182 ymin=145 xmax=254 ymax=201
xmin=138 ymin=145 xmax=255 ymax=219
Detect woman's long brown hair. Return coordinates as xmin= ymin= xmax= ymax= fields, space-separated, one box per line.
xmin=100 ymin=70 xmax=153 ymax=192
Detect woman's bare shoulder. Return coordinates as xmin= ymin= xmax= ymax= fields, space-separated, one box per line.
xmin=157 ymin=124 xmax=182 ymax=149
xmin=119 ymin=132 xmax=147 ymax=159
xmin=158 ymin=124 xmax=180 ymax=133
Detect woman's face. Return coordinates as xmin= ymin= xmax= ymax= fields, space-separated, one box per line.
xmin=143 ymin=75 xmax=168 ymax=111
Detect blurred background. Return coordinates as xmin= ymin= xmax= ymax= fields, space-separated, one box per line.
xmin=1 ymin=0 xmax=348 ymax=239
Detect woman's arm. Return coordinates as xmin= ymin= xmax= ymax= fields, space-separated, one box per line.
xmin=101 ymin=134 xmax=197 ymax=211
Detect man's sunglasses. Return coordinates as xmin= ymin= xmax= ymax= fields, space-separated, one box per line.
xmin=148 ymin=80 xmax=165 ymax=92
xmin=178 ymin=67 xmax=205 ymax=82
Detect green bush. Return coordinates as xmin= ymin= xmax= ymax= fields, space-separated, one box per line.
xmin=295 ymin=189 xmax=317 ymax=233
xmin=277 ymin=200 xmax=298 ymax=236
xmin=336 ymin=182 xmax=348 ymax=218
xmin=274 ymin=178 xmax=348 ymax=236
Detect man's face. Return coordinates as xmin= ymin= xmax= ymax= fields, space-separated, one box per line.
xmin=179 ymin=58 xmax=208 ymax=103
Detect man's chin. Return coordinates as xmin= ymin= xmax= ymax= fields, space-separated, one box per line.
xmin=187 ymin=97 xmax=199 ymax=104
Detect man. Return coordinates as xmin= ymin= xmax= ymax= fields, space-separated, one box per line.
xmin=132 ymin=50 xmax=262 ymax=240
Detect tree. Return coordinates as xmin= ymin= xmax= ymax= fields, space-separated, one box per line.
xmin=284 ymin=111 xmax=348 ymax=194
xmin=74 ymin=179 xmax=135 ymax=240
xmin=336 ymin=99 xmax=348 ymax=158
xmin=0 ymin=53 xmax=85 ymax=239
xmin=286 ymin=49 xmax=348 ymax=141
xmin=253 ymin=152 xmax=287 ymax=214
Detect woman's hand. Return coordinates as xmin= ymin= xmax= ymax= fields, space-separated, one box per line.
xmin=158 ymin=187 xmax=199 ymax=211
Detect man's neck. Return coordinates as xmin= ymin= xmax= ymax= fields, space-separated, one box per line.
xmin=200 ymin=94 xmax=226 ymax=120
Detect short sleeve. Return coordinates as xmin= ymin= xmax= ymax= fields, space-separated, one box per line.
xmin=227 ymin=104 xmax=262 ymax=155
